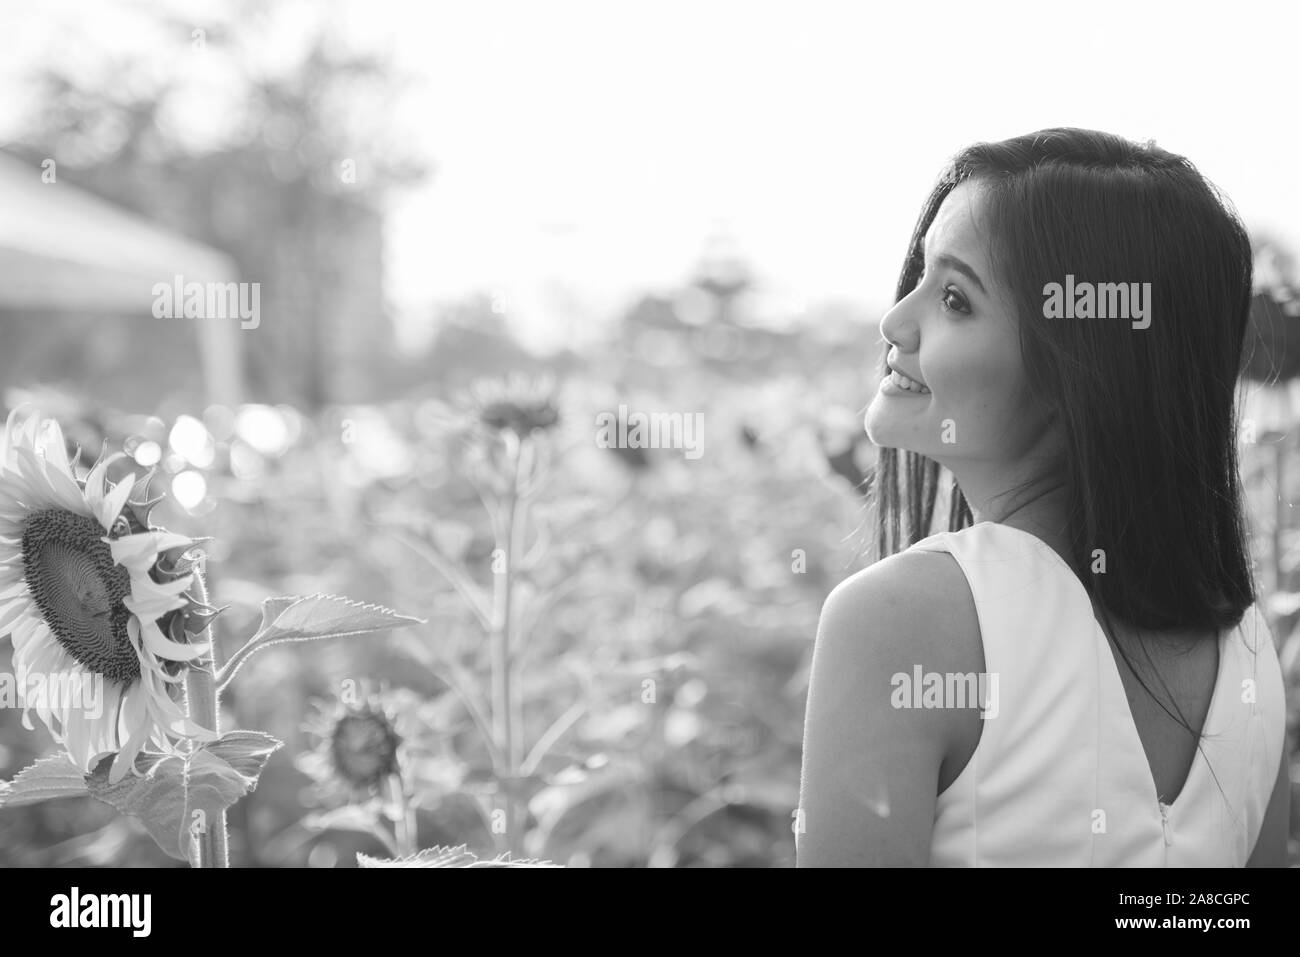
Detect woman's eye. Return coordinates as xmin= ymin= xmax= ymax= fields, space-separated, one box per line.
xmin=941 ymin=284 xmax=971 ymax=314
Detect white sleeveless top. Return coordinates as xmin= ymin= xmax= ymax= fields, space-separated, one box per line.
xmin=909 ymin=521 xmax=1286 ymax=867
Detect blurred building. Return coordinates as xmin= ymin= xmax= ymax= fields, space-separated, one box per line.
xmin=192 ymin=153 xmax=392 ymax=409
xmin=0 ymin=151 xmax=242 ymax=410
xmin=0 ymin=148 xmax=397 ymax=413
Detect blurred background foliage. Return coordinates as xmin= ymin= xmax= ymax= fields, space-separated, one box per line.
xmin=1 ymin=0 xmax=1297 ymax=867
xmin=0 ymin=0 xmax=875 ymax=867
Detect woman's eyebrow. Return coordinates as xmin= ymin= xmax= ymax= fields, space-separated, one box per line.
xmin=935 ymin=253 xmax=987 ymax=295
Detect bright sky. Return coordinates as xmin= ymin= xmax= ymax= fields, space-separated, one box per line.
xmin=380 ymin=0 xmax=1300 ymax=350
xmin=3 ymin=0 xmax=1299 ymax=352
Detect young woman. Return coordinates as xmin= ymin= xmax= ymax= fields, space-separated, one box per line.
xmin=797 ymin=128 xmax=1291 ymax=866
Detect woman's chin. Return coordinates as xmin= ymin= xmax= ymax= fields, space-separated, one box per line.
xmin=864 ymin=409 xmax=930 ymax=460
xmin=863 ymin=398 xmax=899 ymax=448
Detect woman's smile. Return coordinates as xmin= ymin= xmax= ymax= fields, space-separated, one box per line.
xmin=880 ymin=367 xmax=931 ymax=396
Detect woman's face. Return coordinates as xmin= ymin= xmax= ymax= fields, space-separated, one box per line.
xmin=864 ymin=179 xmax=1053 ymax=471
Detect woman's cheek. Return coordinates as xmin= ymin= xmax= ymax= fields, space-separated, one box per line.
xmin=934 ymin=364 xmax=1012 ymax=440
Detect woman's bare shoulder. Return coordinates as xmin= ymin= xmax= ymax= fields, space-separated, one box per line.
xmin=819 ymin=548 xmax=982 ymax=672
xmin=811 ymin=548 xmax=984 ymax=760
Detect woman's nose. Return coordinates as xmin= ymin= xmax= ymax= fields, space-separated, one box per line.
xmin=878 ymin=297 xmax=919 ymax=353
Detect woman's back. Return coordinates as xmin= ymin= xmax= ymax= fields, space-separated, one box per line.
xmin=911 ymin=521 xmax=1285 ymax=866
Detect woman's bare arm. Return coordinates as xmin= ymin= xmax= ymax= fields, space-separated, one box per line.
xmin=796 ymin=550 xmax=981 ymax=866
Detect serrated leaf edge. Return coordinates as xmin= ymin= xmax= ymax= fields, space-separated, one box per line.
xmin=357 ymin=843 xmax=561 ymax=868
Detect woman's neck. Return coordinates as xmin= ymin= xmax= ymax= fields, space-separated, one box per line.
xmin=951 ymin=459 xmax=1072 ymax=567
xmin=940 ymin=410 xmax=1072 ymax=563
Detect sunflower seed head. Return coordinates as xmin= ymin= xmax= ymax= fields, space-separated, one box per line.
xmin=328 ymin=702 xmax=402 ymax=790
xmin=466 ymin=376 xmax=562 ymax=438
xmin=20 ymin=509 xmax=140 ymax=684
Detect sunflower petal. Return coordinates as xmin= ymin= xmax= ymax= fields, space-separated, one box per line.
xmin=109 ymin=689 xmax=153 ymax=784
xmin=123 ymin=585 xmax=194 ymax=630
xmin=0 ymin=598 xmax=29 ymax=635
xmin=139 ymin=668 xmax=216 ymax=740
xmin=107 ymin=531 xmax=195 ymax=573
xmin=96 ymin=474 xmax=136 ymax=534
xmin=0 ymin=404 xmax=36 ymax=470
xmin=83 ymin=451 xmax=127 ymax=520
xmin=135 ymin=616 xmax=210 ymax=662
xmin=35 ymin=417 xmax=75 ymax=483
xmin=0 ymin=580 xmax=28 ymax=601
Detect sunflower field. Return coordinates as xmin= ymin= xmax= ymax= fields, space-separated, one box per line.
xmin=0 ymin=310 xmax=876 ymax=866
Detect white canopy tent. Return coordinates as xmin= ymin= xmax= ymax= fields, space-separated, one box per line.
xmin=0 ymin=151 xmax=242 ymax=406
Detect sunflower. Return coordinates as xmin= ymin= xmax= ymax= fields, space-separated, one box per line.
xmin=466 ymin=375 xmax=562 ymax=438
xmin=0 ymin=406 xmax=218 ymax=784
xmin=299 ymin=692 xmax=404 ymax=801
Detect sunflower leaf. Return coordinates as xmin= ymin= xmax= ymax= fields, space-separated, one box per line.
xmin=85 ymin=731 xmax=283 ymax=863
xmin=357 ymin=844 xmax=562 ymax=868
xmin=85 ymin=752 xmax=189 ymax=861
xmin=217 ymin=594 xmax=424 ymax=690
xmin=202 ymin=729 xmax=282 ymax=781
xmin=0 ymin=754 xmax=89 ymax=808
xmin=252 ymin=593 xmax=425 ymax=645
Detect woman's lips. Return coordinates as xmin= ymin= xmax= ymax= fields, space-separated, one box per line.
xmin=882 ymin=368 xmax=931 ymax=395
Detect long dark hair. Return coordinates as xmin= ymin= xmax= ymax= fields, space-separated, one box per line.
xmin=876 ymin=128 xmax=1256 ymax=641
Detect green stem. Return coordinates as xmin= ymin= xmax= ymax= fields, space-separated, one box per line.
xmin=185 ymin=572 xmax=228 ymax=868
xmin=390 ymin=772 xmax=416 ymax=858
xmin=490 ymin=435 xmax=526 ymax=857
xmin=507 ymin=453 xmax=529 ymax=773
